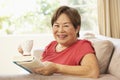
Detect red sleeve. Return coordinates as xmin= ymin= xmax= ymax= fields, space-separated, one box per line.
xmin=42 ymin=41 xmax=56 ymax=59
xmin=76 ymin=40 xmax=95 ymax=65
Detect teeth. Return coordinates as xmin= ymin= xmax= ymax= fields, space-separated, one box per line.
xmin=58 ymin=35 xmax=66 ymax=39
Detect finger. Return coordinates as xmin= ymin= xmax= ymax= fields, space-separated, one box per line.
xmin=18 ymin=46 xmax=23 ymax=54
xmin=43 ymin=61 xmax=52 ymax=66
xmin=33 ymin=68 xmax=43 ymax=74
xmin=34 ymin=68 xmax=50 ymax=75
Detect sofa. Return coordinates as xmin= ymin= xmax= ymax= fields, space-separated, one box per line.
xmin=0 ymin=35 xmax=120 ymax=80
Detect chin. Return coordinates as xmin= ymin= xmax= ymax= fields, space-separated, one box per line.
xmin=57 ymin=40 xmax=68 ymax=45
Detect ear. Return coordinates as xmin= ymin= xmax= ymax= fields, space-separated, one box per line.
xmin=76 ymin=26 xmax=80 ymax=33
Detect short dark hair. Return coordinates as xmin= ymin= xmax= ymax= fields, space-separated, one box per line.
xmin=51 ymin=6 xmax=81 ymax=37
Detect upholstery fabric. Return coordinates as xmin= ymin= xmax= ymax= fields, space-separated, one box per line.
xmin=87 ymin=39 xmax=114 ymax=74
xmin=107 ymin=39 xmax=120 ymax=79
xmin=0 ymin=74 xmax=119 ymax=80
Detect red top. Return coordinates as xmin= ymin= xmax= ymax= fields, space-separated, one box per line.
xmin=42 ymin=40 xmax=95 ymax=65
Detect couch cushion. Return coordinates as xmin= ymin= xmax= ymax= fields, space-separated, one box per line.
xmin=107 ymin=38 xmax=120 ymax=79
xmin=87 ymin=39 xmax=114 ymax=74
xmin=0 ymin=73 xmax=119 ymax=80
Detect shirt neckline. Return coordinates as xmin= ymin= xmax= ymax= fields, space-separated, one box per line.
xmin=54 ymin=40 xmax=79 ymax=53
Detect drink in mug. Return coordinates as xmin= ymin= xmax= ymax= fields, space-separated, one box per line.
xmin=21 ymin=40 xmax=33 ymax=56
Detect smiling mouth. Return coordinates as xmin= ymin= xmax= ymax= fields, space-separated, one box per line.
xmin=57 ymin=35 xmax=67 ymax=39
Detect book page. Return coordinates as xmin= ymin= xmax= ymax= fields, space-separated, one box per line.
xmin=13 ymin=56 xmax=34 ymax=62
xmin=13 ymin=56 xmax=44 ymax=73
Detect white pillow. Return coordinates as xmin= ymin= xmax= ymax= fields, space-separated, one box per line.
xmin=89 ymin=39 xmax=114 ymax=74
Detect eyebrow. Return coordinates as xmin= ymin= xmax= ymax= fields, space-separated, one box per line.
xmin=54 ymin=22 xmax=71 ymax=24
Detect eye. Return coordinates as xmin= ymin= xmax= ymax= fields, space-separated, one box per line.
xmin=63 ymin=24 xmax=69 ymax=27
xmin=53 ymin=24 xmax=59 ymax=28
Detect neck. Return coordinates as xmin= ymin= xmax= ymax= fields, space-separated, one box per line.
xmin=56 ymin=44 xmax=67 ymax=52
xmin=56 ymin=39 xmax=78 ymax=52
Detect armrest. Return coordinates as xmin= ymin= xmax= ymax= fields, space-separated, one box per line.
xmin=32 ymin=49 xmax=43 ymax=60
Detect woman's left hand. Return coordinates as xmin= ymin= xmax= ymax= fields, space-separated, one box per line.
xmin=33 ymin=61 xmax=58 ymax=75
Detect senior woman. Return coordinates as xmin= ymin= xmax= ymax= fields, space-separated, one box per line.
xmin=18 ymin=6 xmax=99 ymax=78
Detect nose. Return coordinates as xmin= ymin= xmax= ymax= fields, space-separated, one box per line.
xmin=58 ymin=26 xmax=64 ymax=32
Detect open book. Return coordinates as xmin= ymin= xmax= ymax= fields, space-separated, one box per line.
xmin=12 ymin=55 xmax=44 ymax=73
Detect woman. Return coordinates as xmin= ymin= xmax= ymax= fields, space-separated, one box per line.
xmin=18 ymin=6 xmax=99 ymax=78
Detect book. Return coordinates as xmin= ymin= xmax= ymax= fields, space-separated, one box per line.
xmin=12 ymin=55 xmax=44 ymax=73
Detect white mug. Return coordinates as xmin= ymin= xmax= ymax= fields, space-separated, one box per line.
xmin=21 ymin=40 xmax=33 ymax=56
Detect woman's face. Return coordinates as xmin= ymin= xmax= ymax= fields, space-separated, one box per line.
xmin=52 ymin=13 xmax=79 ymax=46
